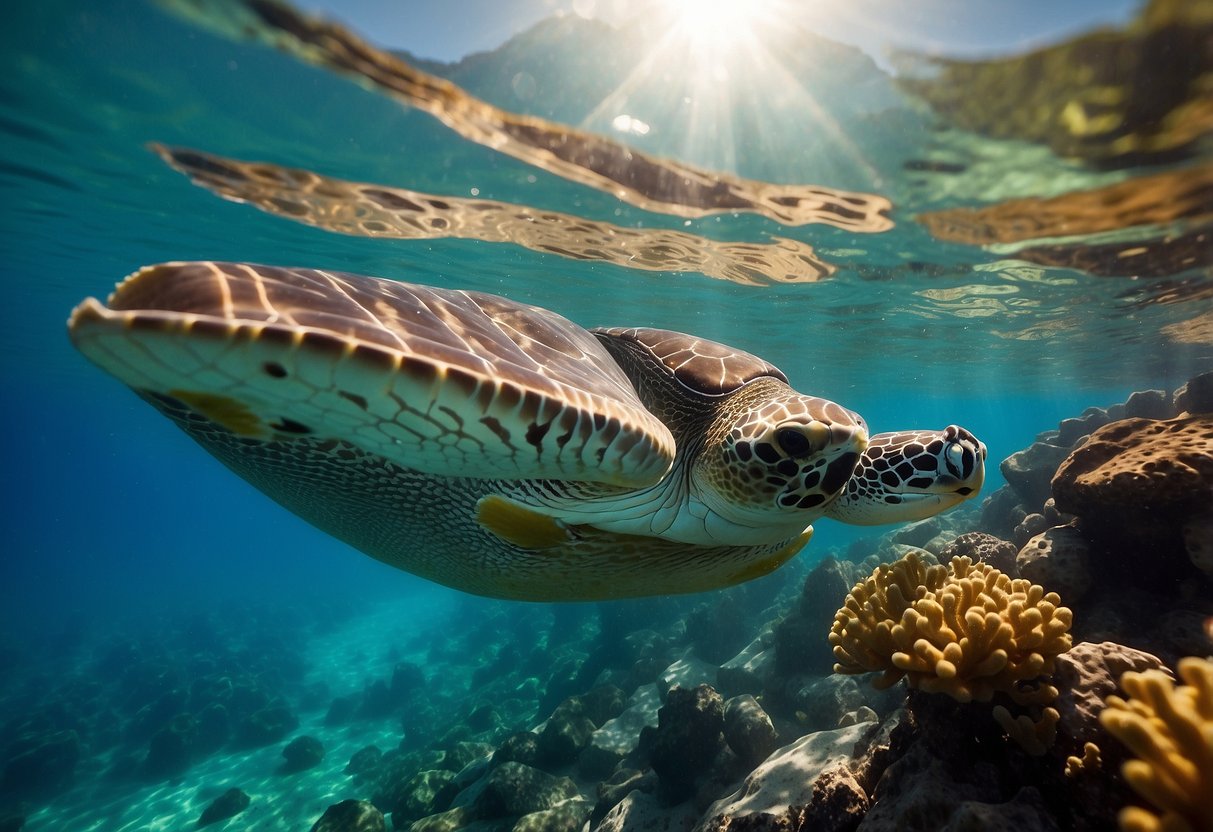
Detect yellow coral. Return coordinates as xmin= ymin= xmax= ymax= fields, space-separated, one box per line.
xmin=1100 ymin=657 xmax=1213 ymax=832
xmin=829 ymin=552 xmax=1073 ymax=704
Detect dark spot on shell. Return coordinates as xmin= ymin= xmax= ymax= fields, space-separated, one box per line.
xmin=339 ymin=390 xmax=368 ymax=410
xmin=271 ymin=417 xmax=311 ymax=435
xmin=263 ymin=362 xmax=287 ymax=378
xmin=526 ymin=421 xmax=551 ymax=449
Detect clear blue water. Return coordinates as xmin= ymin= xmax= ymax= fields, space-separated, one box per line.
xmin=0 ymin=0 xmax=1209 ymax=828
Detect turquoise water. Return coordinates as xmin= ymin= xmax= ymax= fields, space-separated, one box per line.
xmin=1 ymin=0 xmax=1210 ymax=829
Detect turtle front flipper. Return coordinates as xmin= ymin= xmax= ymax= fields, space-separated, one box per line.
xmin=824 ymin=425 xmax=987 ymax=525
xmin=68 ymin=262 xmax=674 ymax=488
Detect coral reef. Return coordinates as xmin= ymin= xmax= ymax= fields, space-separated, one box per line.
xmin=829 ymin=552 xmax=1073 ymax=705
xmin=1100 ymin=657 xmax=1213 ymax=832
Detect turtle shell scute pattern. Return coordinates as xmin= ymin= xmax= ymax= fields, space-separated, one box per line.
xmin=592 ymin=326 xmax=787 ymax=396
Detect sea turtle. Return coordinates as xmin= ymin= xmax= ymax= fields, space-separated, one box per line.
xmin=69 ymin=262 xmax=986 ymax=601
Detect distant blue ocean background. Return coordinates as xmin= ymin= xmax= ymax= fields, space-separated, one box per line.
xmin=1 ymin=1 xmax=1209 ymax=829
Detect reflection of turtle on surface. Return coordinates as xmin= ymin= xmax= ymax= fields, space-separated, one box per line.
xmin=69 ymin=262 xmax=986 ymax=601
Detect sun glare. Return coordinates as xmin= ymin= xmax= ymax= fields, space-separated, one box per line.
xmin=660 ymin=0 xmax=776 ymax=49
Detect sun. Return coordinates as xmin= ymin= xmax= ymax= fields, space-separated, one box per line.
xmin=658 ymin=0 xmax=782 ymax=50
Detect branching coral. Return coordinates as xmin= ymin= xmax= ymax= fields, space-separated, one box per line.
xmin=829 ymin=552 xmax=1073 ymax=704
xmin=1099 ymin=657 xmax=1213 ymax=832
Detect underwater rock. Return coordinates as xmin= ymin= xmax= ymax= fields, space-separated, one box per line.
xmin=1002 ymin=440 xmax=1072 ymax=511
xmin=493 ymin=732 xmax=540 ymax=768
xmin=537 ymin=699 xmax=597 ymax=767
xmin=1175 ymin=369 xmax=1213 ymax=414
xmin=144 ymin=714 xmax=196 ymax=778
xmin=1011 ymin=512 xmax=1051 ymax=549
xmin=598 ymin=790 xmax=699 ymax=832
xmin=310 ymin=799 xmax=386 ymax=832
xmin=1052 ymin=413 xmax=1213 ymax=569
xmin=657 ymin=657 xmax=719 ymax=701
xmin=1123 ymin=389 xmax=1173 ymax=420
xmin=359 ymin=680 xmax=397 ymax=719
xmin=465 ymin=703 xmax=497 ymax=734
xmin=722 ymin=695 xmax=778 ymax=770
xmin=580 ymin=684 xmax=662 ymax=780
xmin=1051 ymin=641 xmax=1167 ymax=750
xmin=939 ymin=532 xmax=1019 ymax=576
xmin=1016 ymin=525 xmax=1094 ymax=602
xmin=378 ymin=768 xmax=455 ymax=824
xmin=577 ymin=685 xmax=628 ymax=728
xmin=697 ymin=721 xmax=875 ymax=832
xmin=978 ymin=486 xmax=1025 ymax=541
xmin=1045 ymin=641 xmax=1167 ymax=829
xmin=458 ymin=761 xmax=578 ymax=819
xmin=346 ymin=744 xmax=383 ymax=777
xmin=196 ymin=787 xmax=250 ymax=828
xmin=648 ymin=684 xmax=726 ymax=802
xmin=890 ymin=517 xmax=942 ymax=548
xmin=513 ymin=798 xmax=593 ymax=832
xmin=717 ymin=635 xmax=775 ymax=699
xmin=0 ymin=729 xmax=80 ymax=799
xmin=282 ymin=735 xmax=325 ymax=772
xmin=790 ymin=675 xmax=866 ymax=733
xmin=234 ymin=702 xmax=297 ymax=748
xmin=325 ymin=693 xmax=361 ymax=726
xmin=0 ymin=811 xmax=24 ymax=832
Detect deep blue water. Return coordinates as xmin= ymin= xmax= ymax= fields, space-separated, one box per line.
xmin=1 ymin=0 xmax=1209 ymax=828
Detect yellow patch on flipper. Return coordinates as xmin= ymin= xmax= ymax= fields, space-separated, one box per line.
xmin=725 ymin=528 xmax=814 ymax=586
xmin=476 ymin=494 xmax=573 ymax=550
xmin=169 ymin=389 xmax=265 ymax=437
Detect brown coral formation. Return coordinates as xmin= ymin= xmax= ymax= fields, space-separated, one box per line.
xmin=152 ymin=144 xmax=837 ymax=287
xmin=829 ymin=553 xmax=1073 ymax=705
xmin=160 ymin=0 xmax=894 ymax=230
xmin=1051 ymin=415 xmax=1213 ymax=530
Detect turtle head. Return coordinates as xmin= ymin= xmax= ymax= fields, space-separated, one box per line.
xmin=694 ymin=383 xmax=869 ymax=535
xmin=825 ymin=425 xmax=987 ymax=525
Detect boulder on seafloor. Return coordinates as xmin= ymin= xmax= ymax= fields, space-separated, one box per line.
xmin=597 ymin=790 xmax=700 ymax=832
xmin=1051 ymin=413 xmax=1213 ymax=577
xmin=493 ymin=731 xmax=541 ymax=768
xmin=1001 ymin=437 xmax=1073 ymax=510
xmin=1174 ymin=369 xmax=1213 ymax=414
xmin=579 ymin=684 xmax=662 ymax=780
xmin=513 ymin=797 xmax=593 ymax=832
xmin=694 ymin=721 xmax=876 ymax=832
xmin=281 ymin=735 xmax=325 ymax=772
xmin=196 ymin=787 xmax=250 ymax=828
xmin=345 ymin=745 xmax=382 ymax=777
xmin=309 ymin=799 xmax=386 ymax=832
xmin=939 ymin=532 xmax=1019 ymax=576
xmin=377 ymin=768 xmax=455 ymax=824
xmin=454 ymin=761 xmax=578 ymax=819
xmin=722 ymin=695 xmax=779 ymax=771
xmin=1016 ymin=525 xmax=1093 ymax=602
xmin=537 ymin=699 xmax=597 ymax=767
xmin=647 ymin=684 xmax=726 ymax=802
xmin=716 ymin=633 xmax=775 ymax=698
xmin=657 ymin=656 xmax=719 ymax=701
xmin=788 ymin=675 xmax=866 ymax=734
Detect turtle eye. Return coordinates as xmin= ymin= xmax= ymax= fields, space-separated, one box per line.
xmin=775 ymin=427 xmax=812 ymax=458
